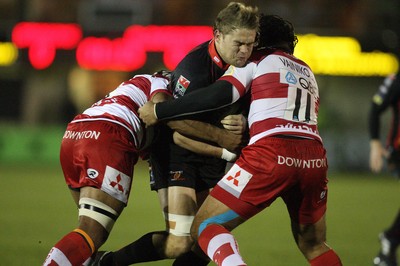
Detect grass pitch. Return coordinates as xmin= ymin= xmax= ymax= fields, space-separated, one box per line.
xmin=1 ymin=161 xmax=398 ymax=265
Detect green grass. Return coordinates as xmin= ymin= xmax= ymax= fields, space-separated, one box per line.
xmin=1 ymin=161 xmax=398 ymax=265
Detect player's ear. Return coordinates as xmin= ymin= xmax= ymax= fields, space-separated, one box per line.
xmin=214 ymin=29 xmax=222 ymax=40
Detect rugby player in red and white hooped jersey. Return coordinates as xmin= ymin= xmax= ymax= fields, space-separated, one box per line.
xmin=42 ymin=73 xmax=172 ymax=266
xmin=42 ymin=71 xmax=240 ymax=266
xmin=139 ymin=15 xmax=342 ymax=266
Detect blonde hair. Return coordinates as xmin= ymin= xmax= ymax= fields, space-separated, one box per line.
xmin=214 ymin=2 xmax=259 ymax=35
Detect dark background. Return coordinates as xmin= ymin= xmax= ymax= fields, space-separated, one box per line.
xmin=0 ymin=0 xmax=399 ymax=171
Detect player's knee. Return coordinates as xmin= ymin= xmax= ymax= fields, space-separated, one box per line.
xmin=166 ymin=213 xmax=194 ymax=237
xmin=190 ymin=219 xmax=201 ymax=241
xmin=162 ymin=213 xmax=196 ymax=258
xmin=194 ymin=210 xmax=240 ymax=239
xmin=294 ymin=218 xmax=327 ymax=256
xmin=296 ymin=231 xmax=327 ymax=257
xmin=190 ymin=227 xmax=198 ymax=242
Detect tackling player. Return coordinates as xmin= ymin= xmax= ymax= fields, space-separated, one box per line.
xmin=42 ymin=71 xmax=240 ymax=266
xmin=369 ymin=72 xmax=400 ymax=266
xmin=139 ymin=15 xmax=342 ymax=266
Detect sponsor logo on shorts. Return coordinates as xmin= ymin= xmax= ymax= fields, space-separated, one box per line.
xmin=102 ymin=165 xmax=131 ymax=203
xmin=169 ymin=171 xmax=185 ymax=181
xmin=277 ymin=155 xmax=327 ymax=168
xmin=220 ymin=164 xmax=252 ymax=198
xmin=63 ymin=130 xmax=100 ymax=140
xmin=320 ymin=190 xmax=326 ymax=199
xmin=87 ymin=168 xmax=99 ymax=179
xmin=317 ymin=190 xmax=327 ymax=204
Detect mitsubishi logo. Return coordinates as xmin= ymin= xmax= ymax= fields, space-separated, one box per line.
xmin=110 ymin=174 xmax=124 ymax=193
xmin=226 ymin=171 xmax=241 ymax=186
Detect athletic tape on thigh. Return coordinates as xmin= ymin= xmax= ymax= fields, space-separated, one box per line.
xmin=198 ymin=210 xmax=239 ymax=236
xmin=166 ymin=213 xmax=195 ymax=236
xmin=78 ymin=197 xmax=118 ymax=233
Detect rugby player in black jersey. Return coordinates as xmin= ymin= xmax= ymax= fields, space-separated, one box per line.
xmin=93 ymin=2 xmax=259 ymax=266
xmin=369 ymin=72 xmax=400 ymax=266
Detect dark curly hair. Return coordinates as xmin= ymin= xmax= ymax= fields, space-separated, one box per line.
xmin=257 ymin=14 xmax=298 ymax=54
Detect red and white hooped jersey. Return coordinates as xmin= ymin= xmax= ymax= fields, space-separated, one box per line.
xmin=71 ymin=74 xmax=170 ymax=149
xmin=220 ymin=50 xmax=321 ymax=144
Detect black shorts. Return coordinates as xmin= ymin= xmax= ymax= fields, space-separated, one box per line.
xmin=149 ymin=150 xmax=227 ymax=192
xmin=148 ymin=118 xmax=229 ymax=192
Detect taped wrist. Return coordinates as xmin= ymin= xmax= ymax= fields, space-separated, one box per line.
xmin=221 ymin=148 xmax=237 ymax=162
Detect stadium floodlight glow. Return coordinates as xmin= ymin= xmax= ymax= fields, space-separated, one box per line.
xmin=295 ymin=34 xmax=399 ymax=76
xmin=0 ymin=42 xmax=18 ymax=66
xmin=10 ymin=22 xmax=399 ymax=76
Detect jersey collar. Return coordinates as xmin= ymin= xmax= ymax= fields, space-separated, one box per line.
xmin=208 ymin=39 xmax=229 ymax=70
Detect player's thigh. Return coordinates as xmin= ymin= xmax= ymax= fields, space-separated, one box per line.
xmin=79 ymin=186 xmax=125 ymax=214
xmin=69 ymin=188 xmax=80 ymax=206
xmin=168 ymin=186 xmax=197 ymax=215
xmin=77 ymin=186 xmax=126 ymax=247
xmin=156 ymin=188 xmax=168 ymax=213
xmin=196 ymin=189 xmax=210 ymax=207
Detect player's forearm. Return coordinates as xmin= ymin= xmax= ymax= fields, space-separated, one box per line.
xmin=155 ymin=80 xmax=234 ymax=120
xmin=173 ymin=131 xmax=221 ymax=158
xmin=173 ymin=132 xmax=237 ymax=162
xmin=370 ymin=139 xmax=382 ymax=148
xmin=150 ymin=91 xmax=172 ymax=103
xmin=167 ymin=120 xmax=243 ymax=152
xmin=167 ymin=120 xmax=224 ymax=144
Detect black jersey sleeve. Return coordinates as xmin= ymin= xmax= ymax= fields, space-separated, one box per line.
xmin=369 ymin=102 xmax=383 ymax=140
xmin=369 ymin=73 xmax=400 ymax=139
xmin=155 ymin=80 xmax=235 ymax=120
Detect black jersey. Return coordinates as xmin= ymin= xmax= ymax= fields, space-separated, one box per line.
xmin=171 ymin=40 xmax=247 ymax=127
xmin=171 ymin=39 xmax=247 ymax=155
xmin=369 ymin=73 xmax=400 ymax=148
xmin=172 ymin=40 xmax=226 ymax=99
xmin=150 ymin=39 xmax=248 ymax=190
